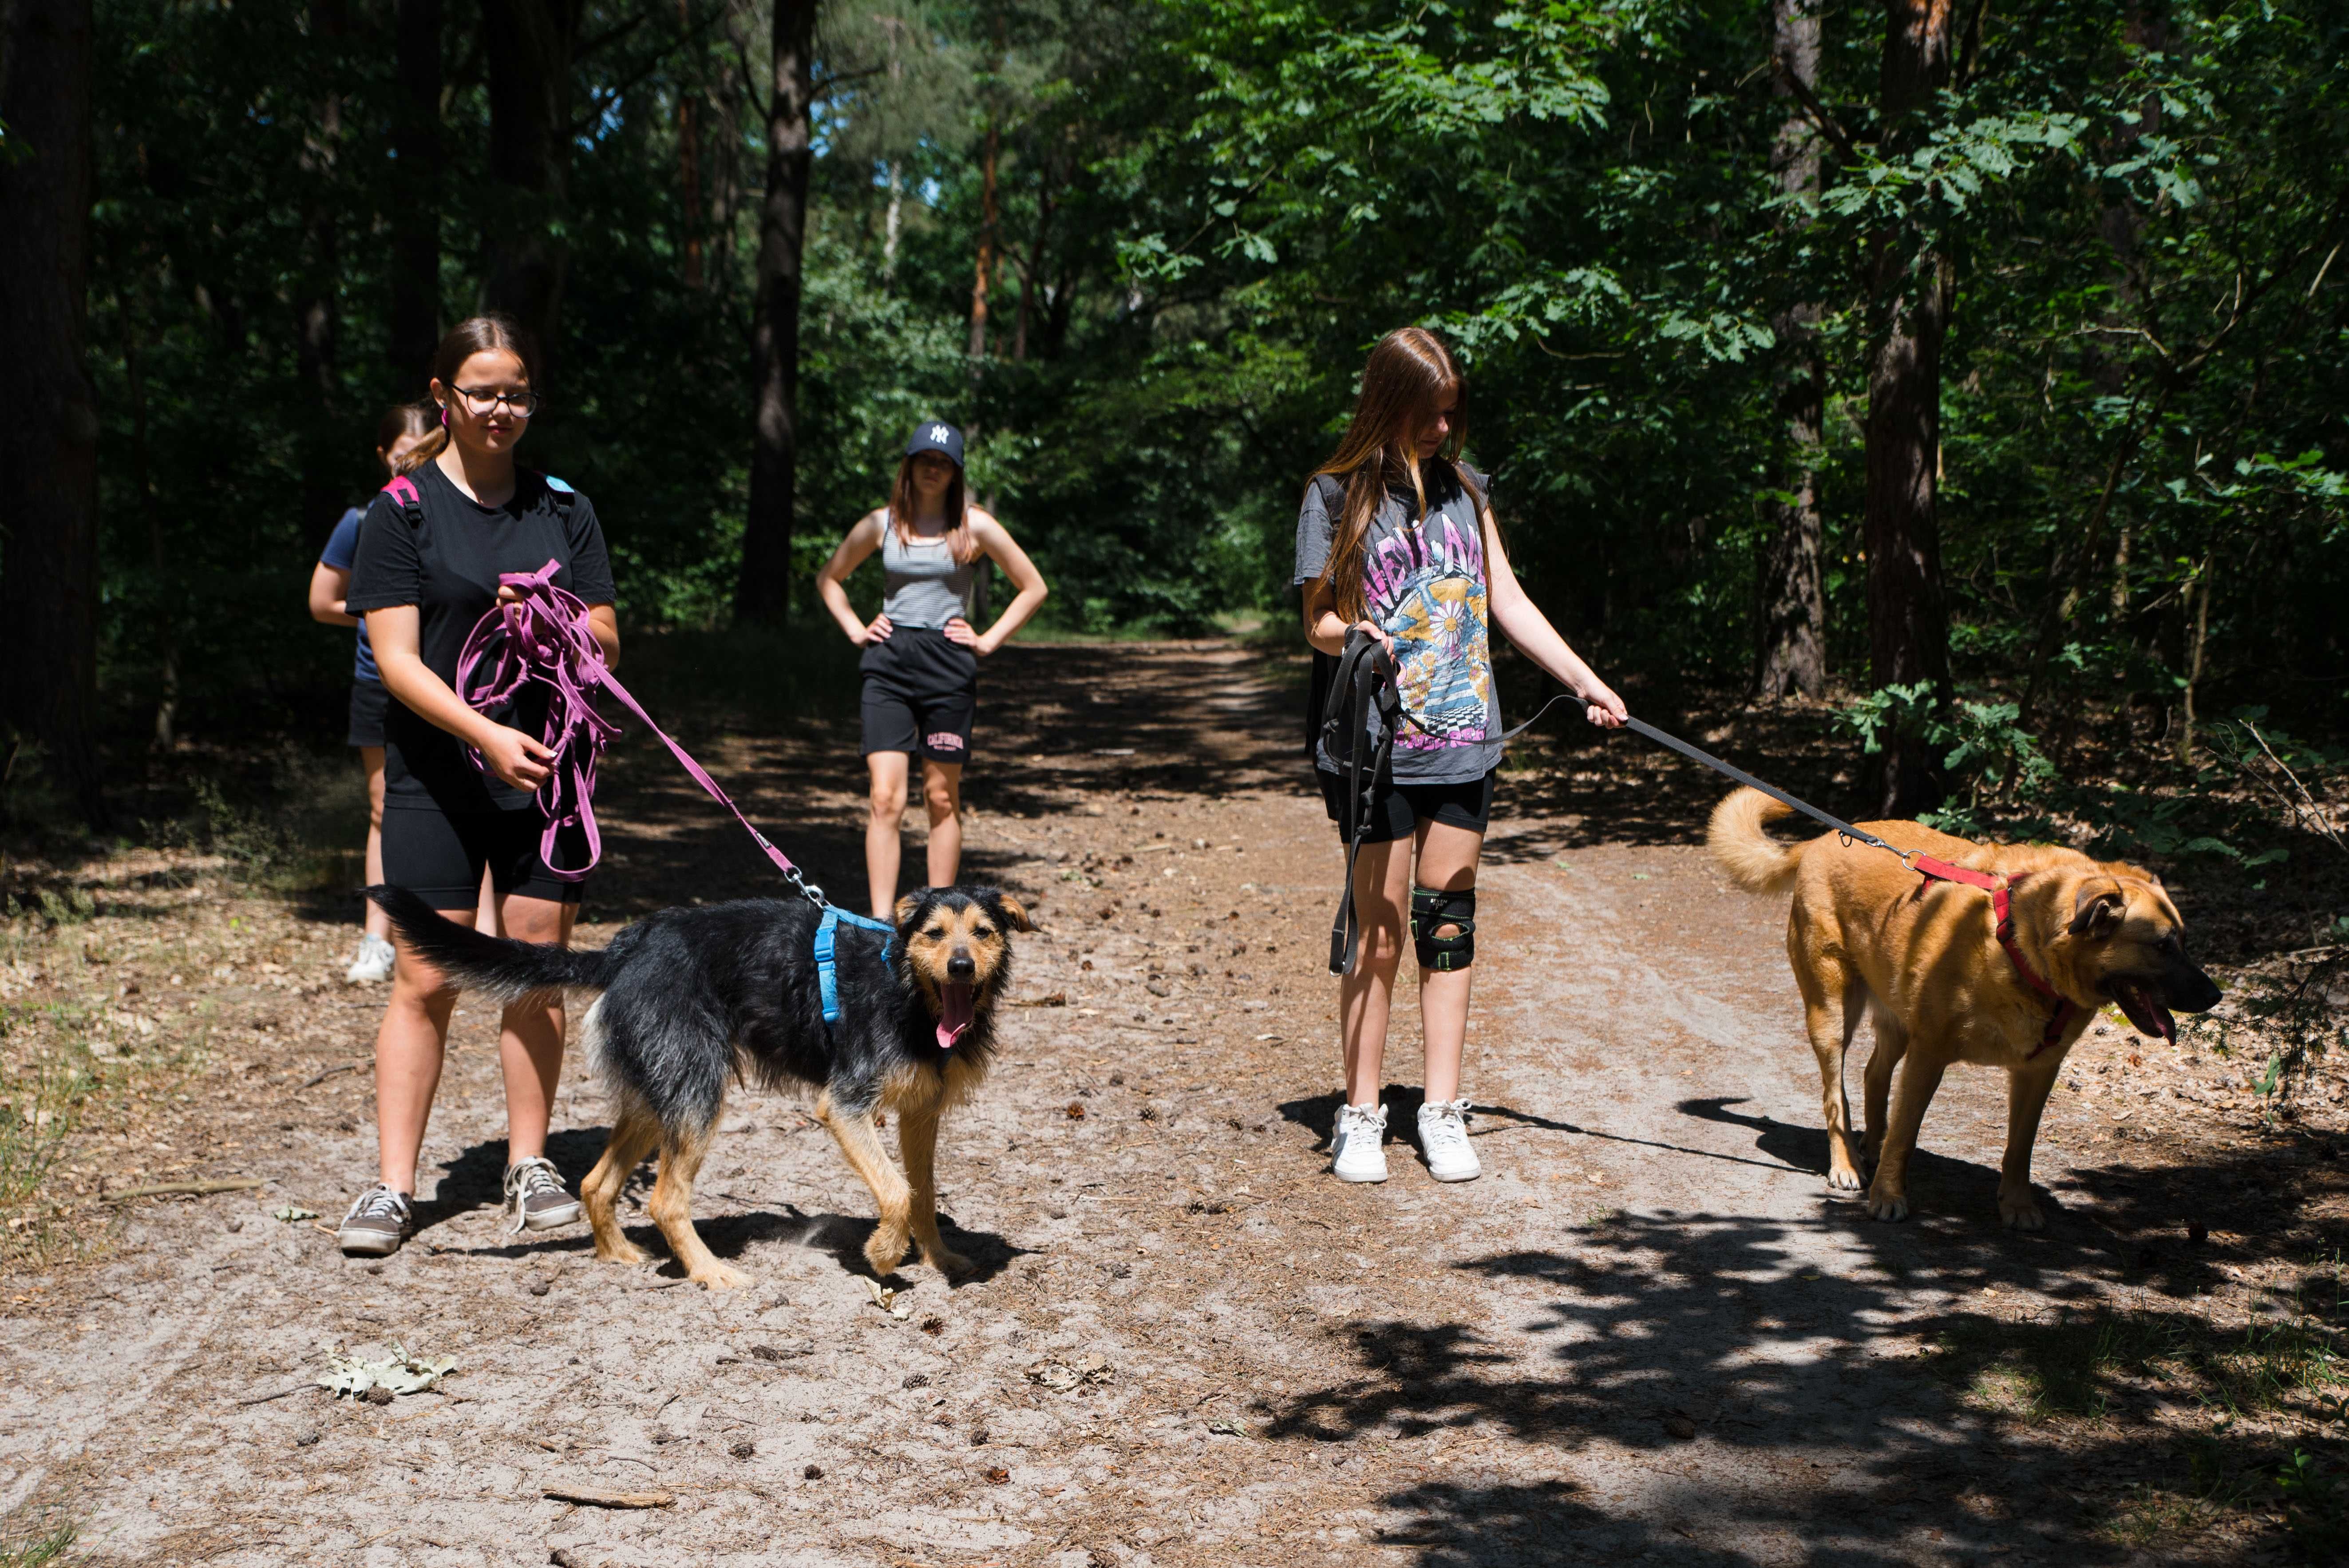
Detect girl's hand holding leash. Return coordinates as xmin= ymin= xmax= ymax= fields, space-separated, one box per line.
xmin=478 ymin=723 xmax=556 ymax=792
xmin=856 ymin=612 xmax=894 ymax=645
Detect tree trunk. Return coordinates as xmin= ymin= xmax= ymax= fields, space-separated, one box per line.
xmin=1754 ymin=0 xmax=1827 ymax=701
xmin=676 ymin=0 xmax=703 ymax=289
xmin=0 ymin=0 xmax=108 ymax=828
xmin=389 ymin=0 xmax=443 ymax=387
xmin=883 ymin=159 xmax=903 ymax=281
xmin=1012 ymin=163 xmax=1057 ymax=365
xmin=967 ymin=121 xmax=998 ymax=366
xmin=295 ymin=0 xmax=349 ymax=548
xmin=734 ymin=0 xmax=815 ymax=625
xmin=121 ymin=310 xmax=178 ymax=752
xmin=2099 ymin=4 xmax=2166 ymax=622
xmin=1861 ymin=0 xmax=1957 ymax=816
xmin=479 ymin=0 xmax=584 ymax=375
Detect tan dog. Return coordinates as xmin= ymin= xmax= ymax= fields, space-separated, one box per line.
xmin=1708 ymin=788 xmax=2221 ymax=1228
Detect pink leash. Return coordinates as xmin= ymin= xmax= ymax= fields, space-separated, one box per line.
xmin=455 ymin=559 xmax=826 ymax=904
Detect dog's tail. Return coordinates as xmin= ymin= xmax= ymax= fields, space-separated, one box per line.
xmin=365 ymin=885 xmax=617 ymax=1002
xmin=1706 ymin=787 xmax=1805 ymax=897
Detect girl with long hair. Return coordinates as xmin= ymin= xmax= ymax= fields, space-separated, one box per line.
xmin=1296 ymin=327 xmax=1626 ymax=1185
xmin=336 ymin=314 xmax=619 ymax=1256
xmin=816 ymin=422 xmax=1048 ymax=916
xmin=310 ymin=404 xmax=499 ymax=986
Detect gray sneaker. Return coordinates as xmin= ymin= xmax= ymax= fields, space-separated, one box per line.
xmin=336 ymin=1184 xmax=414 ymax=1256
xmin=503 ymin=1156 xmax=582 ymax=1234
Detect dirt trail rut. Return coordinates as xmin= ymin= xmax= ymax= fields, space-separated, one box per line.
xmin=4 ymin=642 xmax=2262 ymax=1565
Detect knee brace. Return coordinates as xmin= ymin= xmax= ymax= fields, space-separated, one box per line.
xmin=1411 ymin=886 xmax=1477 ymax=972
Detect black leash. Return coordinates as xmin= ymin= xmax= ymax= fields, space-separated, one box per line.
xmin=1616 ymin=716 xmax=1907 ymax=858
xmin=1324 ymin=630 xmax=1401 ymax=976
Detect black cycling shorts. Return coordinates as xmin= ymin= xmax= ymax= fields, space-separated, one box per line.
xmin=380 ymin=805 xmax=587 ymax=908
xmin=1317 ymin=767 xmax=1497 ymax=845
xmin=860 ymin=627 xmax=978 ymax=764
xmin=348 ymin=679 xmax=389 ymax=749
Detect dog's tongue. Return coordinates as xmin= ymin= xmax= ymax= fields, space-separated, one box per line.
xmin=937 ymin=981 xmax=974 ymax=1051
xmin=2114 ymin=981 xmax=2176 ymax=1043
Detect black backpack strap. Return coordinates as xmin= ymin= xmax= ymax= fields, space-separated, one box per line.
xmin=1326 ymin=628 xmax=1400 ymax=976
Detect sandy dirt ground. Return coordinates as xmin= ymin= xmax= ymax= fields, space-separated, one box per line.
xmin=4 ymin=641 xmax=2341 ymax=1566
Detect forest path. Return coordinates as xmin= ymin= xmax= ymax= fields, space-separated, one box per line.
xmin=5 ymin=640 xmax=2250 ymax=1566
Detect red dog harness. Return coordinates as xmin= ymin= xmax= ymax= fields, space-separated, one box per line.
xmin=1907 ymin=855 xmax=2078 ymax=1056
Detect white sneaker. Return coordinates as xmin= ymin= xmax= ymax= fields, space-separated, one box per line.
xmin=346 ymin=933 xmax=395 ymax=984
xmin=1330 ymin=1102 xmax=1389 ymax=1183
xmin=1417 ymin=1098 xmax=1481 ymax=1182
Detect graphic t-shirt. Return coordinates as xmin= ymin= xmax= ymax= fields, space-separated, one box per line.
xmin=1293 ymin=460 xmax=1501 ymax=785
xmin=318 ymin=506 xmax=380 ymax=684
xmin=345 ymin=460 xmax=616 ymax=814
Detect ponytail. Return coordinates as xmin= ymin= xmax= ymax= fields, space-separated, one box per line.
xmin=376 ymin=401 xmax=439 ymax=475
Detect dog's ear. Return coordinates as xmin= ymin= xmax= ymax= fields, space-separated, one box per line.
xmin=2069 ymin=877 xmax=2126 ymax=939
xmin=985 ymin=890 xmax=1032 ymax=932
xmin=894 ymin=891 xmax=926 ymax=929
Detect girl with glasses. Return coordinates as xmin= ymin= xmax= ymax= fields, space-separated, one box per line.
xmin=336 ymin=314 xmax=619 ymax=1256
xmin=815 ymin=422 xmax=1048 ymax=917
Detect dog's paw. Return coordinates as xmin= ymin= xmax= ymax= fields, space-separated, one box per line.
xmin=864 ymin=1233 xmax=910 ymax=1276
xmin=1999 ymin=1192 xmax=2046 ymax=1231
xmin=927 ymin=1247 xmax=975 ymax=1280
xmin=596 ymin=1239 xmax=654 ymax=1267
xmin=1865 ymin=1187 xmax=1910 ymax=1223
xmin=692 ymin=1261 xmax=752 ymax=1291
xmin=1826 ymin=1161 xmax=1866 ymax=1193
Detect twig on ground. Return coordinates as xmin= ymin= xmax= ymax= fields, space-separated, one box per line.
xmin=233 ymin=1384 xmax=320 ymax=1406
xmin=301 ymin=1063 xmax=360 ymax=1089
xmin=541 ymin=1484 xmax=674 ymax=1509
xmin=106 ymin=1178 xmax=264 ymax=1202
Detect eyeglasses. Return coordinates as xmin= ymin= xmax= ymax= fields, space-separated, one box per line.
xmin=451 ymin=385 xmax=541 ymax=418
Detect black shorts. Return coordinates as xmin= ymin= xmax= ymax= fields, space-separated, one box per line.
xmin=380 ymin=805 xmax=588 ymax=908
xmin=1317 ymin=767 xmax=1497 ymax=845
xmin=860 ymin=628 xmax=978 ymax=764
xmin=348 ymin=679 xmax=388 ymax=749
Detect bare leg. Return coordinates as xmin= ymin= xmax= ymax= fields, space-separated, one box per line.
xmin=360 ymin=747 xmax=392 ymax=943
xmin=581 ymin=1097 xmax=658 ymax=1266
xmin=897 ymin=1100 xmax=970 ymax=1276
xmin=645 ymin=1116 xmax=747 ymax=1289
xmin=1867 ymin=1045 xmax=1949 ymax=1223
xmin=865 ymin=751 xmax=911 ymax=918
xmin=1340 ymin=839 xmax=1409 ymax=1110
xmin=921 ymin=759 xmax=964 ymax=889
xmin=1997 ymin=1053 xmax=2066 ymax=1230
xmin=374 ymin=906 xmax=476 ymax=1192
xmin=819 ymin=1094 xmax=916 ymax=1275
xmin=492 ymin=893 xmax=575 ymax=1164
xmin=475 ymin=866 xmax=502 ymax=939
xmin=1410 ymin=820 xmax=1483 ymax=1105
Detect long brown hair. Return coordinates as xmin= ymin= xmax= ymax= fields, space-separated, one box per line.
xmin=395 ymin=314 xmax=543 ymax=476
xmin=1311 ymin=326 xmax=1480 ymax=622
xmin=886 ymin=453 xmax=977 ymax=563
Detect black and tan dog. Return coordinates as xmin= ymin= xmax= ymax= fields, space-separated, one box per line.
xmin=370 ymin=883 xmax=1027 ymax=1288
xmin=1707 ymin=788 xmax=2221 ymax=1228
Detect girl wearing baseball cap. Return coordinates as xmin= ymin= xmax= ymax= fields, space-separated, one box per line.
xmin=816 ymin=421 xmax=1049 ymax=916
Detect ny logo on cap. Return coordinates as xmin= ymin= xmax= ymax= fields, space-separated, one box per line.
xmin=930 ymin=425 xmax=951 ymax=443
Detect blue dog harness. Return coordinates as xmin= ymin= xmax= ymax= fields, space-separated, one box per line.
xmin=815 ymin=906 xmax=898 ymax=1025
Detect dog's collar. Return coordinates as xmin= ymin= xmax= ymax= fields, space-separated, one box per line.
xmin=814 ymin=905 xmax=898 ymax=1027
xmin=1908 ymin=856 xmax=2079 ymax=1057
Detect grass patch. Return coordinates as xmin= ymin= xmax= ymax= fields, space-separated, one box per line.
xmin=0 ymin=1524 xmax=74 ymax=1567
xmin=1934 ymin=1301 xmax=2349 ymax=1426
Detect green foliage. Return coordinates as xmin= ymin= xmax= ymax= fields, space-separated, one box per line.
xmin=1839 ymin=682 xmax=2055 ymax=829
xmin=51 ymin=0 xmax=2349 ymax=786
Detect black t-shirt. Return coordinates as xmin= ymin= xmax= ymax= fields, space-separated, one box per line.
xmin=345 ymin=460 xmax=617 ymax=813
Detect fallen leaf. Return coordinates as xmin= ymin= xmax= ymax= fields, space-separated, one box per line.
xmin=273 ymin=1206 xmax=320 ymax=1223
xmin=316 ymin=1343 xmax=456 ymax=1398
xmin=985 ymin=1466 xmax=1010 ymax=1484
xmin=1207 ymin=1418 xmax=1247 ymax=1437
